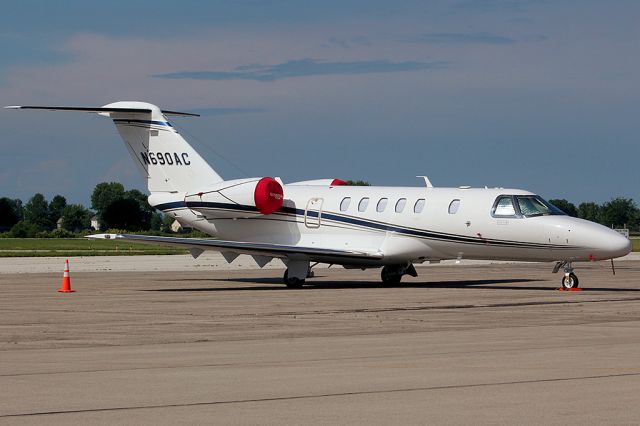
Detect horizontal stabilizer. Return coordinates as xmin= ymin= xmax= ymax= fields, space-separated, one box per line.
xmin=4 ymin=105 xmax=199 ymax=117
xmin=6 ymin=100 xmax=220 ymax=193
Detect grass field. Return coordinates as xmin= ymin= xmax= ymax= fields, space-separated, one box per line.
xmin=0 ymin=238 xmax=187 ymax=257
xmin=633 ymin=237 xmax=640 ymax=252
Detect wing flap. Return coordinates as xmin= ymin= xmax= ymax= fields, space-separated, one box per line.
xmin=87 ymin=234 xmax=383 ymax=262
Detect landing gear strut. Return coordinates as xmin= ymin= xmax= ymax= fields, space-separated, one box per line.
xmin=554 ymin=261 xmax=579 ymax=290
xmin=283 ymin=269 xmax=304 ymax=288
xmin=380 ymin=263 xmax=417 ymax=286
xmin=283 ymin=260 xmax=310 ymax=288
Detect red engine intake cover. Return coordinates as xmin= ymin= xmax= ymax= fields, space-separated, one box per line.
xmin=254 ymin=177 xmax=284 ymax=215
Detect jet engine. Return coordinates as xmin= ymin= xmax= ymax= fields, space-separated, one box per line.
xmin=184 ymin=177 xmax=284 ymax=219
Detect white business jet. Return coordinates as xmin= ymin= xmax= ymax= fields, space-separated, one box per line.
xmin=6 ymin=102 xmax=631 ymax=288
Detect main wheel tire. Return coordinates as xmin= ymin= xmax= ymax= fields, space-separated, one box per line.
xmin=561 ymin=272 xmax=579 ymax=289
xmin=283 ymin=269 xmax=305 ymax=288
xmin=381 ymin=266 xmax=402 ymax=285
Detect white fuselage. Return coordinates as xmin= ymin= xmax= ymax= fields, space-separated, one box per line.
xmin=9 ymin=101 xmax=630 ymax=275
xmin=153 ymin=184 xmax=631 ymax=266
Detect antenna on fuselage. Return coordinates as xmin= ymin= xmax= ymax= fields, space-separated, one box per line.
xmin=416 ymin=176 xmax=434 ymax=188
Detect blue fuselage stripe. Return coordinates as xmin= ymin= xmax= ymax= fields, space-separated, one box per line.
xmin=154 ymin=201 xmax=578 ymax=250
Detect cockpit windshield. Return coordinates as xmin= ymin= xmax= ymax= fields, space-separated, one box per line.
xmin=492 ymin=195 xmax=565 ymax=218
xmin=516 ymin=196 xmax=565 ymax=217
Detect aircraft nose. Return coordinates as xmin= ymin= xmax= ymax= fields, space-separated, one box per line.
xmin=611 ymin=232 xmax=632 ymax=257
xmin=595 ymin=228 xmax=632 ymax=259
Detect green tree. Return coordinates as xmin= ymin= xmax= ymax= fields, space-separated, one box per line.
xmin=577 ymin=202 xmax=602 ymax=223
xmin=49 ymin=195 xmax=67 ymax=224
xmin=162 ymin=214 xmax=175 ymax=232
xmin=124 ymin=189 xmax=154 ymax=217
xmin=91 ymin=182 xmax=125 ymax=216
xmin=346 ymin=180 xmax=371 ymax=186
xmin=61 ymin=204 xmax=92 ymax=232
xmin=0 ymin=198 xmax=22 ymax=230
xmin=9 ymin=221 xmax=40 ymax=238
xmin=150 ymin=212 xmax=164 ymax=231
xmin=600 ymin=198 xmax=639 ymax=230
xmin=102 ymin=198 xmax=150 ymax=231
xmin=90 ymin=183 xmax=157 ymax=231
xmin=23 ymin=193 xmax=53 ymax=231
xmin=548 ymin=199 xmax=578 ymax=217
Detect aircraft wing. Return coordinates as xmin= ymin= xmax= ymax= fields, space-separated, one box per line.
xmin=87 ymin=234 xmax=383 ymax=264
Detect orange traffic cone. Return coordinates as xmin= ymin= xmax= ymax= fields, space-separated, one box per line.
xmin=58 ymin=259 xmax=75 ymax=293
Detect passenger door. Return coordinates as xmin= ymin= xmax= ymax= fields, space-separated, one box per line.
xmin=305 ymin=198 xmax=323 ymax=228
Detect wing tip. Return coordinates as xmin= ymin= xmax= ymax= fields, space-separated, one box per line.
xmin=86 ymin=233 xmax=120 ymax=240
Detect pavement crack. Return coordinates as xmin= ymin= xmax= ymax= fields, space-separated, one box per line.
xmin=3 ymin=371 xmax=640 ymax=418
xmin=243 ymin=296 xmax=640 ymax=318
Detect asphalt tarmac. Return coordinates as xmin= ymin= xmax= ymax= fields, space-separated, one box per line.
xmin=1 ymin=260 xmax=640 ymax=425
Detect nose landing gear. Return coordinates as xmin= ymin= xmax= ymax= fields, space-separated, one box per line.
xmin=553 ymin=261 xmax=580 ymax=290
xmin=562 ymin=272 xmax=579 ymax=289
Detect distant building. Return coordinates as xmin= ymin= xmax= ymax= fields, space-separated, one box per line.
xmin=56 ymin=217 xmax=64 ymax=230
xmin=90 ymin=215 xmax=100 ymax=231
xmin=171 ymin=219 xmax=192 ymax=233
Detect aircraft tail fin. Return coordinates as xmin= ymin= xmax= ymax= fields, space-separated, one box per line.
xmin=5 ymin=102 xmax=223 ymax=193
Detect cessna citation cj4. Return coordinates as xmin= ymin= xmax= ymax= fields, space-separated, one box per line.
xmin=6 ymin=102 xmax=631 ymax=289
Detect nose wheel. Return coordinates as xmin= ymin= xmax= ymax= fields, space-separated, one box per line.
xmin=554 ymin=261 xmax=580 ymax=290
xmin=561 ymin=272 xmax=579 ymax=289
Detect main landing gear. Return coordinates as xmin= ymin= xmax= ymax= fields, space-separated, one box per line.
xmin=553 ymin=261 xmax=579 ymax=290
xmin=283 ymin=260 xmax=314 ymax=288
xmin=283 ymin=269 xmax=304 ymax=288
xmin=380 ymin=263 xmax=418 ymax=285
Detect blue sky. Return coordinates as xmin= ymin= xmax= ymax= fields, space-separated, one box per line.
xmin=1 ymin=0 xmax=638 ymax=205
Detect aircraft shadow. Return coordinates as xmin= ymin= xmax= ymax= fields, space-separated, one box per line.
xmin=145 ymin=275 xmax=640 ymax=292
xmin=144 ymin=277 xmax=586 ymax=292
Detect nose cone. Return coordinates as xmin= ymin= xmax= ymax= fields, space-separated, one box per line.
xmin=561 ymin=218 xmax=632 ymax=260
xmin=599 ymin=229 xmax=632 ymax=259
xmin=585 ymin=224 xmax=632 ymax=260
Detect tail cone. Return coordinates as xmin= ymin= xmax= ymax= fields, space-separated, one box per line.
xmin=58 ymin=259 xmax=75 ymax=293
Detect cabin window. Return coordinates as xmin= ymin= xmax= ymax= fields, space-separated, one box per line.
xmin=376 ymin=198 xmax=388 ymax=212
xmin=358 ymin=197 xmax=370 ymax=212
xmin=414 ymin=199 xmax=425 ymax=213
xmin=395 ymin=198 xmax=407 ymax=213
xmin=492 ymin=196 xmax=517 ymax=217
xmin=448 ymin=199 xmax=460 ymax=214
xmin=340 ymin=197 xmax=351 ymax=212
